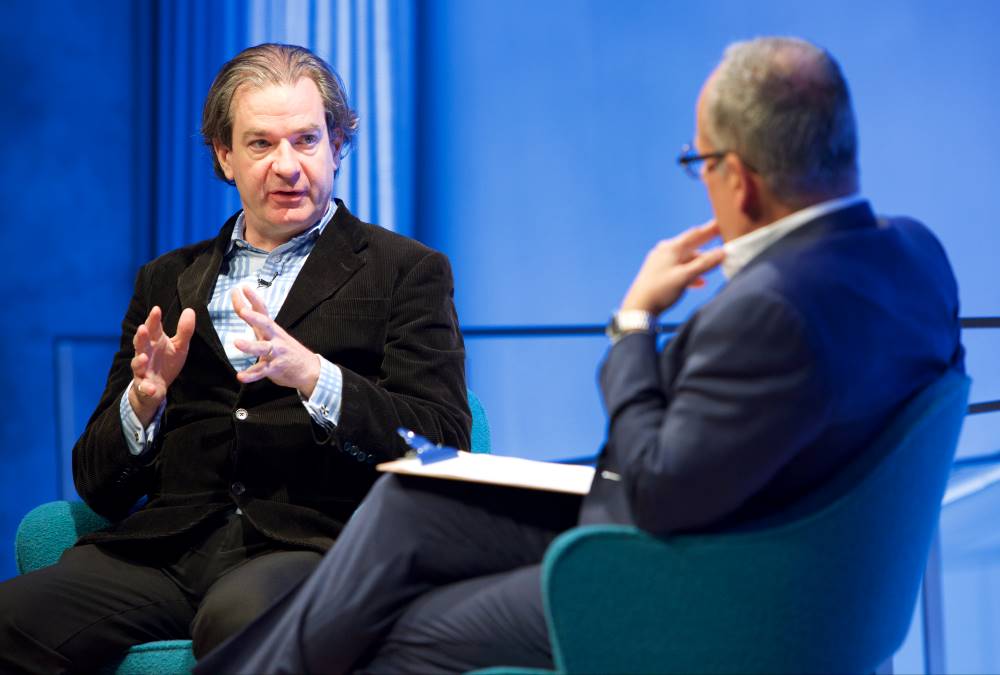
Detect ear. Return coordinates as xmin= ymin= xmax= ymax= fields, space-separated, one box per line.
xmin=329 ymin=128 xmax=345 ymax=169
xmin=726 ymin=155 xmax=761 ymax=221
xmin=213 ymin=139 xmax=236 ymax=182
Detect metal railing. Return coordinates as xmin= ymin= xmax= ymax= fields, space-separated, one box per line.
xmin=462 ymin=316 xmax=1000 ymax=421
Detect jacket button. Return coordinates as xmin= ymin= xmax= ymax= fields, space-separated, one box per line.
xmin=231 ymin=481 xmax=246 ymax=496
xmin=234 ymin=408 xmax=248 ymax=421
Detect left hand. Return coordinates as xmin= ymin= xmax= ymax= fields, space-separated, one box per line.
xmin=231 ymin=286 xmax=322 ymax=397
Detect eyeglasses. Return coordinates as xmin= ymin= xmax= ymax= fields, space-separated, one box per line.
xmin=677 ymin=143 xmax=730 ymax=180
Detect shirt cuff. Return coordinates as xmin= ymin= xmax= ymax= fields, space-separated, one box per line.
xmin=120 ymin=383 xmax=166 ymax=456
xmin=300 ymin=355 xmax=342 ymax=428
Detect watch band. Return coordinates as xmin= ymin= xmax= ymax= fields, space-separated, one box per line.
xmin=606 ymin=309 xmax=654 ymax=343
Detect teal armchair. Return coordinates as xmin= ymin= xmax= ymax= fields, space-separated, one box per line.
xmin=478 ymin=370 xmax=969 ymax=675
xmin=16 ymin=389 xmax=491 ymax=674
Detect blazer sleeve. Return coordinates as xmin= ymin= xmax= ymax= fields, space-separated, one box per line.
xmin=333 ymin=250 xmax=471 ymax=460
xmin=72 ymin=264 xmax=157 ymax=520
xmin=599 ymin=289 xmax=832 ymax=535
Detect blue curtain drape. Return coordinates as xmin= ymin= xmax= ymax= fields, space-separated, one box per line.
xmin=148 ymin=0 xmax=414 ymax=259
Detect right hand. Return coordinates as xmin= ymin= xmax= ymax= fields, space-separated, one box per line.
xmin=620 ymin=221 xmax=725 ymax=317
xmin=128 ymin=306 xmax=196 ymax=426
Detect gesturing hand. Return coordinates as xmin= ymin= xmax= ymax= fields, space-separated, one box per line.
xmin=620 ymin=221 xmax=726 ymax=316
xmin=129 ymin=306 xmax=196 ymax=426
xmin=231 ymin=286 xmax=322 ymax=397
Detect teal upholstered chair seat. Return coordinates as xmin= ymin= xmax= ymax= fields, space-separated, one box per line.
xmin=15 ymin=506 xmax=198 ymax=675
xmin=476 ymin=370 xmax=969 ymax=675
xmin=16 ymin=390 xmax=490 ymax=674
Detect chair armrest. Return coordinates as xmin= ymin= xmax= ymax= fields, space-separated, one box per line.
xmin=467 ymin=668 xmax=555 ymax=675
xmin=16 ymin=500 xmax=110 ymax=574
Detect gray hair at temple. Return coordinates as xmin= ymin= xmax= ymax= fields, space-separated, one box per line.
xmin=201 ymin=43 xmax=359 ymax=184
xmin=702 ymin=37 xmax=858 ymax=206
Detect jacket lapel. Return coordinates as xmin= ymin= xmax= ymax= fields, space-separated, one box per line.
xmin=176 ymin=214 xmax=238 ymax=367
xmin=274 ymin=201 xmax=369 ymax=331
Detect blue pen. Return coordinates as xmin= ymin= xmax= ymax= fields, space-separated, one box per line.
xmin=397 ymin=428 xmax=459 ymax=465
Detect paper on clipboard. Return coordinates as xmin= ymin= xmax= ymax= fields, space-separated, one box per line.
xmin=377 ymin=451 xmax=595 ymax=495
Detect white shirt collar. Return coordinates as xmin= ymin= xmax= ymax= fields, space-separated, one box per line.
xmin=721 ymin=194 xmax=866 ymax=279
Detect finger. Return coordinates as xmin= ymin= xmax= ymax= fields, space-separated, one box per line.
xmin=235 ymin=305 xmax=276 ymax=341
xmin=233 ymin=338 xmax=274 ymax=360
xmin=680 ymin=247 xmax=726 ymax=280
xmin=173 ymin=308 xmax=196 ymax=350
xmin=131 ymin=352 xmax=149 ymax=377
xmin=241 ymin=286 xmax=270 ymax=316
xmin=133 ymin=377 xmax=155 ymax=398
xmin=231 ymin=289 xmax=257 ymax=328
xmin=231 ymin=287 xmax=247 ymax=314
xmin=235 ymin=362 xmax=268 ymax=384
xmin=146 ymin=306 xmax=164 ymax=343
xmin=240 ymin=288 xmax=276 ymax=342
xmin=133 ymin=324 xmax=151 ymax=354
xmin=676 ymin=220 xmax=720 ymax=249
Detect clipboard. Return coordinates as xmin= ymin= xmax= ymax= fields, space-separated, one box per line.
xmin=377 ymin=451 xmax=595 ymax=495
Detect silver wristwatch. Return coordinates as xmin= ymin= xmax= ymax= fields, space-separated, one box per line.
xmin=606 ymin=309 xmax=654 ymax=343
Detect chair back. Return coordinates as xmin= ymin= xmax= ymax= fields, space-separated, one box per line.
xmin=543 ymin=369 xmax=970 ymax=674
xmin=468 ymin=389 xmax=492 ymax=454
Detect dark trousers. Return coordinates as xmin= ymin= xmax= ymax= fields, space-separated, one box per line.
xmin=0 ymin=511 xmax=321 ymax=675
xmin=196 ymin=475 xmax=582 ymax=674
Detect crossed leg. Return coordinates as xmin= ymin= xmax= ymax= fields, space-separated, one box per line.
xmin=196 ymin=474 xmax=582 ymax=674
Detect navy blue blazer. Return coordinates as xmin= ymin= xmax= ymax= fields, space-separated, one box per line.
xmin=580 ymin=202 xmax=964 ymax=535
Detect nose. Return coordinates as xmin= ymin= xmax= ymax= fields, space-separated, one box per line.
xmin=271 ymin=139 xmax=301 ymax=182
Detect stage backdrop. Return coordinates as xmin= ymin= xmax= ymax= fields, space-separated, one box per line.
xmin=2 ymin=1 xmax=998 ymax=672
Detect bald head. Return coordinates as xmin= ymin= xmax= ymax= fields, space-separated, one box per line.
xmin=701 ymin=37 xmax=858 ymax=208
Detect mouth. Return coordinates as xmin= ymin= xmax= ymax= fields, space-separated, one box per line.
xmin=268 ymin=190 xmax=308 ymax=206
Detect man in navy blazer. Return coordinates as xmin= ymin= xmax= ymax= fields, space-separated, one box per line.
xmin=197 ymin=36 xmax=964 ymax=674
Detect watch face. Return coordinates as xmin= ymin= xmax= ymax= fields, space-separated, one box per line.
xmin=606 ymin=315 xmax=620 ymax=339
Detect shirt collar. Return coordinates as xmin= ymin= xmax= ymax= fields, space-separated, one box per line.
xmin=227 ymin=200 xmax=339 ymax=256
xmin=721 ymin=194 xmax=866 ymax=279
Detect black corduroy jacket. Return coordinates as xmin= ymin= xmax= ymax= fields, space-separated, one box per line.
xmin=73 ymin=201 xmax=471 ymax=552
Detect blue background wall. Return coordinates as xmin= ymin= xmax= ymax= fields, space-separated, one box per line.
xmin=0 ymin=0 xmax=141 ymax=568
xmin=1 ymin=1 xmax=998 ymax=671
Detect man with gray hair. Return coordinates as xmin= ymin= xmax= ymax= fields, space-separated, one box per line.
xmin=0 ymin=43 xmax=470 ymax=672
xmin=198 ymin=37 xmax=963 ymax=673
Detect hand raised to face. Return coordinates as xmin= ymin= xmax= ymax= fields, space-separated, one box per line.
xmin=231 ymin=286 xmax=322 ymax=397
xmin=620 ymin=221 xmax=726 ymax=317
xmin=128 ymin=306 xmax=196 ymax=426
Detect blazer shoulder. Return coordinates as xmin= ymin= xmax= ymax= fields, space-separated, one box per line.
xmin=363 ymin=221 xmax=440 ymax=258
xmin=355 ymin=221 xmax=453 ymax=282
xmin=878 ymin=214 xmax=953 ymax=263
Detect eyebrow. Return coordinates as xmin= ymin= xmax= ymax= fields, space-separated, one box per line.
xmin=241 ymin=125 xmax=323 ymax=141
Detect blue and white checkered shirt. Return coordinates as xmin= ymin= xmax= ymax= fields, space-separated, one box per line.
xmin=120 ymin=202 xmax=343 ymax=455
